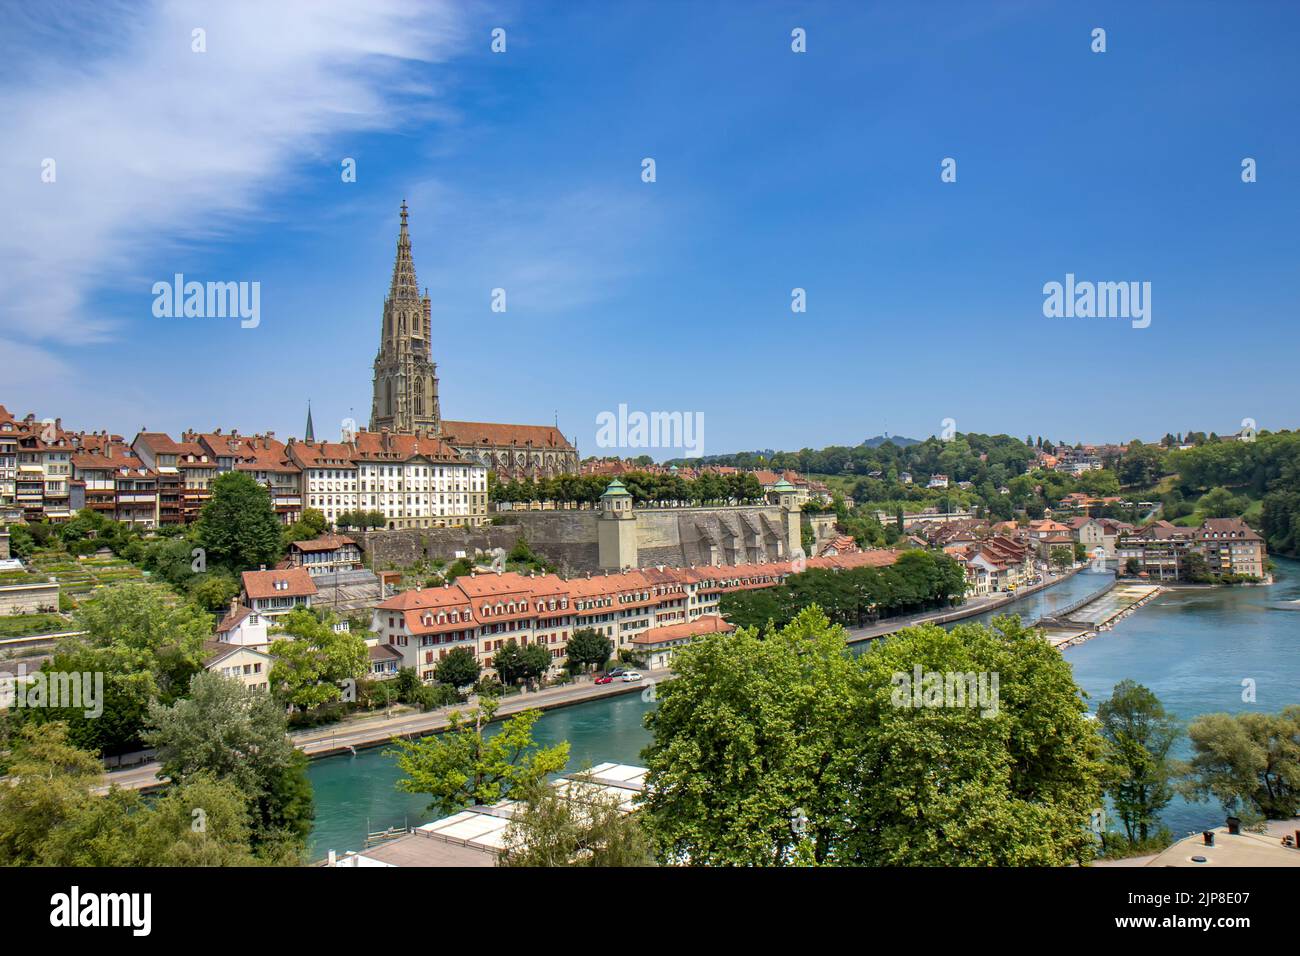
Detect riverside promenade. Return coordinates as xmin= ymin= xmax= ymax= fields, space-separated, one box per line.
xmin=842 ymin=567 xmax=1080 ymax=644
xmin=96 ymin=665 xmax=672 ymax=794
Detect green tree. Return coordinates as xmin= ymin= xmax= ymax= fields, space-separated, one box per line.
xmin=0 ymin=723 xmax=277 ymax=867
xmin=433 ymin=647 xmax=482 ymax=688
xmin=1182 ymin=551 xmax=1214 ymax=583
xmin=642 ymin=609 xmax=1104 ymax=865
xmin=565 ymin=628 xmax=613 ymax=672
xmin=268 ymin=608 xmax=369 ymax=711
xmin=1050 ymin=545 xmax=1074 ymax=571
xmin=42 ymin=774 xmax=269 ymax=867
xmin=188 ymin=572 xmax=241 ymax=617
xmin=500 ymin=775 xmax=656 ymax=867
xmin=1183 ymin=707 xmax=1300 ymax=824
xmin=1096 ymin=680 xmax=1180 ymax=844
xmin=1198 ymin=486 xmax=1247 ymax=520
xmin=0 ymin=722 xmax=103 ymax=864
xmin=390 ymin=700 xmax=569 ymax=816
xmin=145 ymin=671 xmax=314 ymax=853
xmin=520 ymin=643 xmax=553 ymax=686
xmin=21 ymin=583 xmax=210 ymax=755
xmin=195 ymin=471 xmax=285 ymax=571
xmin=283 ymin=507 xmax=329 ymax=544
xmin=642 ymin=607 xmax=865 ymax=865
xmin=6 ymin=524 xmax=35 ymax=558
xmin=492 ymin=639 xmax=527 ymax=686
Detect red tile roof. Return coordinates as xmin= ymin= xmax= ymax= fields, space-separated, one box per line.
xmin=289 ymin=534 xmax=361 ymax=554
xmin=441 ymin=420 xmax=574 ymax=450
xmin=630 ymin=615 xmax=735 ymax=646
xmin=241 ymin=567 xmax=317 ymax=600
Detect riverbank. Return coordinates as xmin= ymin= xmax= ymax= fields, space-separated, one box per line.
xmin=305 ymin=559 xmax=1300 ymax=853
xmin=95 ymin=665 xmax=671 ymax=793
xmin=1063 ymin=555 xmax=1300 ymax=839
xmin=843 ymin=566 xmax=1081 ymax=643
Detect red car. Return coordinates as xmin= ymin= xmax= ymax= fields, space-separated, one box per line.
xmin=594 ymin=675 xmax=614 ymax=685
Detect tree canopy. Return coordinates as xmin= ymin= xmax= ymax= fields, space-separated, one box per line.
xmin=390 ymin=700 xmax=569 ymax=817
xmin=195 ymin=470 xmax=285 ymax=572
xmin=641 ymin=607 xmax=1104 ymax=865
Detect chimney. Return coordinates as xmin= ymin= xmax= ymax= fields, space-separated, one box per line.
xmin=230 ymin=597 xmax=239 ymax=614
xmin=327 ymin=850 xmax=337 ymax=866
xmin=259 ymin=564 xmax=266 ymax=572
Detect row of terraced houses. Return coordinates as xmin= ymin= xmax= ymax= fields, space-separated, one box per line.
xmin=0 ymin=405 xmax=490 ymax=531
xmin=370 ymin=550 xmax=902 ymax=678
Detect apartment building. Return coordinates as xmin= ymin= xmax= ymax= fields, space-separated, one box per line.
xmin=1194 ymin=518 xmax=1266 ymax=578
xmin=1116 ymin=520 xmax=1196 ymax=579
xmin=14 ymin=421 xmax=74 ymax=522
xmin=5 ymin=406 xmax=488 ymax=530
xmin=960 ymin=535 xmax=1036 ymax=594
xmin=70 ymin=447 xmax=160 ymax=527
xmin=1114 ymin=518 xmax=1265 ymax=581
xmin=351 ymin=429 xmax=488 ymax=529
xmin=288 ymin=440 xmax=359 ymax=526
xmin=185 ymin=430 xmax=303 ymax=523
xmin=372 ymin=550 xmax=901 ymax=681
xmin=175 ymin=440 xmax=218 ymax=522
xmin=0 ymin=406 xmax=17 ymax=509
xmin=131 ymin=432 xmax=186 ymax=525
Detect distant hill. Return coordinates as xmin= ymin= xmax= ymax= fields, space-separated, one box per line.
xmin=862 ymin=434 xmax=921 ymax=448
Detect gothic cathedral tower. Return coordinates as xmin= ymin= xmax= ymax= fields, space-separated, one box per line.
xmin=370 ymin=201 xmax=441 ymax=434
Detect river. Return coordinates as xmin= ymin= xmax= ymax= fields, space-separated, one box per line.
xmin=307 ymin=559 xmax=1300 ymax=858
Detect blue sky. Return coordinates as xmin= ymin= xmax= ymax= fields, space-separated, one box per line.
xmin=2 ymin=0 xmax=1298 ymax=458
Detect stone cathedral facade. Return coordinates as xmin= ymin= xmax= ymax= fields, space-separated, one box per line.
xmin=368 ymin=203 xmax=579 ymax=480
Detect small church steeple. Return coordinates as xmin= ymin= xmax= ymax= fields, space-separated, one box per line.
xmin=304 ymin=400 xmax=315 ymax=443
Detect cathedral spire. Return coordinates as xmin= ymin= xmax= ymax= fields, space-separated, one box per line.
xmin=371 ymin=200 xmax=441 ymax=435
xmin=389 ymin=199 xmax=420 ymax=301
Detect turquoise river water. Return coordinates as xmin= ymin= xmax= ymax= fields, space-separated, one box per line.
xmin=307 ymin=559 xmax=1300 ymax=858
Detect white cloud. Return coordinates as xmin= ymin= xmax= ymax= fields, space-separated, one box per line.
xmin=0 ymin=0 xmax=468 ymax=347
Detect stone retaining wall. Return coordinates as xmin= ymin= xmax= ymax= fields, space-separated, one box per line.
xmin=0 ymin=580 xmax=59 ymax=615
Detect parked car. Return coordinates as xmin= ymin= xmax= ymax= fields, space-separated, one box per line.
xmin=594 ymin=675 xmax=614 ymax=685
xmin=621 ymin=672 xmax=643 ymax=683
xmin=606 ymin=667 xmax=626 ymax=678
